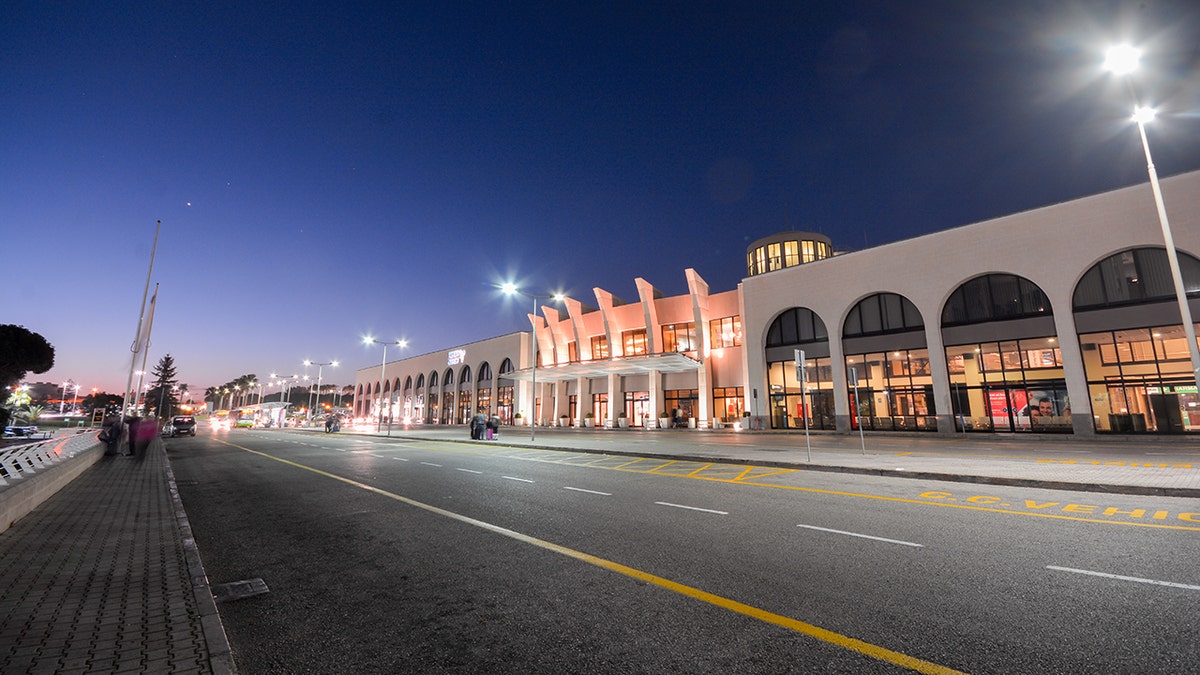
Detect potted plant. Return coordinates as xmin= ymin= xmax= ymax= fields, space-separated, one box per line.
xmin=659 ymin=411 xmax=670 ymax=428
xmin=617 ymin=411 xmax=629 ymax=428
xmin=559 ymin=413 xmax=569 ymax=427
xmin=514 ymin=412 xmax=523 ymax=426
xmin=584 ymin=412 xmax=594 ymax=427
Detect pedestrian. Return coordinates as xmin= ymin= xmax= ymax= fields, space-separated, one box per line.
xmin=470 ymin=413 xmax=487 ymax=440
xmin=124 ymin=416 xmax=140 ymax=456
xmin=100 ymin=415 xmax=124 ymax=456
xmin=485 ymin=415 xmax=498 ymax=440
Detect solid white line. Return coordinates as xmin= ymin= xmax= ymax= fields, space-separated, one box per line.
xmin=655 ymin=501 xmax=728 ymax=515
xmin=797 ymin=524 xmax=923 ymax=548
xmin=563 ymin=486 xmax=612 ymax=496
xmin=420 ymin=462 xmax=442 ymax=467
xmin=1046 ymin=565 xmax=1200 ymax=591
xmin=370 ymin=454 xmax=385 ymax=458
xmin=456 ymin=468 xmax=484 ymax=474
xmin=391 ymin=457 xmax=409 ymax=462
xmin=502 ymin=476 xmax=534 ymax=483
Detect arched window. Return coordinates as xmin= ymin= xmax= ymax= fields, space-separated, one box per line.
xmin=1073 ymin=247 xmax=1200 ymax=310
xmin=764 ymin=308 xmax=834 ymax=431
xmin=942 ymin=273 xmax=1051 ymax=326
xmin=766 ymin=307 xmax=828 ymax=347
xmin=941 ymin=274 xmax=1063 ymax=434
xmin=844 ymin=292 xmax=923 ymax=337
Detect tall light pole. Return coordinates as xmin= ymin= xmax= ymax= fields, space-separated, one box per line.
xmin=501 ymin=283 xmax=565 ymax=442
xmin=303 ymin=360 xmax=338 ymax=424
xmin=60 ymin=379 xmax=73 ymax=414
xmin=364 ymin=337 xmax=408 ymax=434
xmin=1105 ymin=44 xmax=1200 ymax=400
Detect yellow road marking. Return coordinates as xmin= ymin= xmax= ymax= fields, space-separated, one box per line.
xmin=306 ymin=436 xmax=1200 ymax=531
xmin=215 ymin=438 xmax=965 ymax=674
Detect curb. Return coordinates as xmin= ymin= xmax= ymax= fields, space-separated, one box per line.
xmin=163 ymin=447 xmax=237 ymax=675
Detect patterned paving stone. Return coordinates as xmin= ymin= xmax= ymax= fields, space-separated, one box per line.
xmin=0 ymin=439 xmax=228 ymax=674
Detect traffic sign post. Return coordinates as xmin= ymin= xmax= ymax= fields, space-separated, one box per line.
xmin=796 ymin=349 xmax=810 ymax=461
xmin=849 ymin=366 xmax=865 ymax=456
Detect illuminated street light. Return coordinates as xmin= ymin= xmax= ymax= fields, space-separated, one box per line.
xmin=60 ymin=379 xmax=74 ymax=414
xmin=501 ymin=283 xmax=565 ymax=441
xmin=303 ymin=360 xmax=338 ymax=424
xmin=1104 ymin=44 xmax=1200 ymax=399
xmin=363 ymin=337 xmax=408 ymax=434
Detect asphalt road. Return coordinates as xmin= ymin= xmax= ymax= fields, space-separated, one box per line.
xmin=168 ymin=428 xmax=1200 ymax=674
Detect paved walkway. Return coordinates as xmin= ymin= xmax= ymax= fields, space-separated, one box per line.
xmin=0 ymin=425 xmax=1197 ymax=674
xmin=0 ymin=434 xmax=232 ymax=675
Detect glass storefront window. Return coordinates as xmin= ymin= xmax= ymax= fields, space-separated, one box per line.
xmin=712 ymin=387 xmax=744 ymax=422
xmin=767 ymin=356 xmax=835 ymax=430
xmin=1079 ymin=324 xmax=1200 ymax=433
xmin=665 ymin=389 xmax=698 ymax=422
xmin=945 ymin=336 xmax=1069 ymax=433
xmin=845 ymin=348 xmax=936 ymax=431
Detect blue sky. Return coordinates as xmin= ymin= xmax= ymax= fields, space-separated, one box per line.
xmin=5 ymin=1 xmax=1200 ymax=396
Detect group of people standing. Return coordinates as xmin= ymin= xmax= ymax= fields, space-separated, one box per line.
xmin=99 ymin=415 xmax=157 ymax=457
xmin=469 ymin=413 xmax=500 ymax=440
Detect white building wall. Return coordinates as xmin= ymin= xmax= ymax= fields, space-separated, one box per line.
xmin=741 ymin=171 xmax=1200 ymax=435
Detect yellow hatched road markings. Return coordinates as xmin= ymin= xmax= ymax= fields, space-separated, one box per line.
xmin=217 ymin=438 xmax=967 ymax=674
xmin=357 ymin=439 xmax=1200 ymax=531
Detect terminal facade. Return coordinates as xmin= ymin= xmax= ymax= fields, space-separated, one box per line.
xmin=355 ymin=170 xmax=1200 ymax=437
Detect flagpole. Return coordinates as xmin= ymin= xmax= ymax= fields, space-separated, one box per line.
xmin=133 ymin=284 xmax=159 ymax=415
xmin=123 ymin=220 xmax=161 ymax=416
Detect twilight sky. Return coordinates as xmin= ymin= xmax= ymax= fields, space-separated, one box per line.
xmin=5 ymin=1 xmax=1200 ymax=398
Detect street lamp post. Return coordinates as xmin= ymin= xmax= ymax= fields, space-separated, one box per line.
xmin=364 ymin=338 xmax=408 ymax=435
xmin=60 ymin=380 xmax=73 ymax=414
xmin=303 ymin=360 xmax=338 ymax=425
xmin=1105 ymin=44 xmax=1200 ymax=399
xmin=501 ymin=284 xmax=565 ymax=442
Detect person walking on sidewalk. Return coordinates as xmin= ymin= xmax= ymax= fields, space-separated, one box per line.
xmin=99 ymin=415 xmax=124 ymax=456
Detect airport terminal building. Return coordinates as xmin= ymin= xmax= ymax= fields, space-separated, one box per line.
xmin=355 ymin=170 xmax=1200 ymax=437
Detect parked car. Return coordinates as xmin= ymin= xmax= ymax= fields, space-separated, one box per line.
xmin=170 ymin=415 xmax=197 ymax=437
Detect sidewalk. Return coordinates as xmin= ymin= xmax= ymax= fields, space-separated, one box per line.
xmin=353 ymin=423 xmax=1200 ymax=498
xmin=0 ymin=426 xmax=1196 ymax=675
xmin=0 ymin=434 xmax=232 ymax=675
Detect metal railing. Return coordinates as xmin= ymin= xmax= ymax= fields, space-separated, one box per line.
xmin=0 ymin=431 xmax=96 ymax=487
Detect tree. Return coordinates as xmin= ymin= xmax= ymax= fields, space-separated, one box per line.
xmin=81 ymin=392 xmax=124 ymax=416
xmin=143 ymin=354 xmax=180 ymax=419
xmin=0 ymin=325 xmax=55 ymax=389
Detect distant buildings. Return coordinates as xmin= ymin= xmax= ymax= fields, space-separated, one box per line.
xmin=356 ymin=170 xmax=1200 ymax=437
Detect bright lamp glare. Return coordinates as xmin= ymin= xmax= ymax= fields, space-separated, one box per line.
xmin=1132 ymin=106 xmax=1156 ymax=124
xmin=1103 ymin=44 xmax=1140 ymax=75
